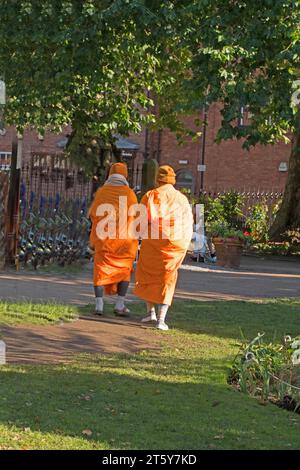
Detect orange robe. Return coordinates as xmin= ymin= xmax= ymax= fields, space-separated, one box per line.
xmin=134 ymin=184 xmax=193 ymax=305
xmin=89 ymin=185 xmax=138 ymax=295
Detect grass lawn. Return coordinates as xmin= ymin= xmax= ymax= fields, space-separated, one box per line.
xmin=0 ymin=301 xmax=78 ymax=325
xmin=0 ymin=298 xmax=300 ymax=449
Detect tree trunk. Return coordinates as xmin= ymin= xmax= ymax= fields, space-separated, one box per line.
xmin=269 ymin=130 xmax=300 ymax=240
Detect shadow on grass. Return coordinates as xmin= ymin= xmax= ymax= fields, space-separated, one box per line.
xmin=1 ymin=298 xmax=300 ymax=449
xmin=0 ymin=354 xmax=300 ymax=450
xmin=78 ymin=298 xmax=300 ymax=345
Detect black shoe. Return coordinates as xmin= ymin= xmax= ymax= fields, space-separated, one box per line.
xmin=191 ymin=256 xmax=204 ymax=262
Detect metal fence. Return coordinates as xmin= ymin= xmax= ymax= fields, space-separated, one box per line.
xmin=199 ymin=189 xmax=283 ymax=220
xmin=20 ymin=157 xmax=144 ymax=214
xmin=16 ymin=156 xmax=143 ymax=269
xmin=21 ymin=163 xmax=93 ymax=211
xmin=2 ymin=150 xmax=286 ymax=269
xmin=127 ymin=162 xmax=143 ymax=191
xmin=0 ymin=172 xmax=9 ymax=269
xmin=16 ymin=160 xmax=93 ymax=269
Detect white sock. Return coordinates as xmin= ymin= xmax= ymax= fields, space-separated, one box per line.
xmin=115 ymin=295 xmax=125 ymax=310
xmin=158 ymin=304 xmax=169 ymax=324
xmin=147 ymin=302 xmax=156 ymax=314
xmin=95 ymin=297 xmax=103 ymax=312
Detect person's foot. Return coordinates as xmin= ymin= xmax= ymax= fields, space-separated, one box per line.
xmin=95 ymin=297 xmax=104 ymax=315
xmin=141 ymin=312 xmax=157 ymax=323
xmin=114 ymin=306 xmax=131 ymax=317
xmin=156 ymin=321 xmax=169 ymax=331
xmin=191 ymin=255 xmax=204 ymax=262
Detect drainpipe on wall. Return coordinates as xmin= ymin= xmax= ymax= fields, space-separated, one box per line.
xmin=144 ymin=127 xmax=149 ymax=160
xmin=144 ymin=90 xmax=151 ymax=160
xmin=157 ymin=129 xmax=162 ymax=164
xmin=199 ymin=106 xmax=208 ymax=193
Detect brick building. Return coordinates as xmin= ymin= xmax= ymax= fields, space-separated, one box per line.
xmin=0 ymin=103 xmax=291 ymax=194
xmin=140 ymin=104 xmax=291 ymax=194
xmin=0 ymin=126 xmax=68 ymax=170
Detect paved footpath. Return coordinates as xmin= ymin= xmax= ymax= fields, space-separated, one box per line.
xmin=177 ymin=255 xmax=300 ymax=301
xmin=0 ymin=255 xmax=299 ymax=304
xmin=0 ymin=256 xmax=299 ymax=364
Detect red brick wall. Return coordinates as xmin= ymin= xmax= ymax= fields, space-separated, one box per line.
xmin=0 ymin=126 xmax=69 ymax=168
xmin=0 ymin=108 xmax=291 ymax=193
xmin=154 ymin=105 xmax=291 ymax=193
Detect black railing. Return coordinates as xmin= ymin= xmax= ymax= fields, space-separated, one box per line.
xmin=16 ymin=157 xmax=143 ymax=269
xmin=198 ymin=189 xmax=283 ymax=219
xmin=127 ymin=163 xmax=143 ymax=192
xmin=21 ymin=163 xmax=93 ymax=213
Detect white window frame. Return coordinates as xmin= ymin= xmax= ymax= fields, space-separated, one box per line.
xmin=0 ymin=151 xmax=12 ymax=171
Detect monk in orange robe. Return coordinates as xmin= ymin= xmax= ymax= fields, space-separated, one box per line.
xmin=89 ymin=162 xmax=138 ymax=316
xmin=134 ymin=165 xmax=193 ymax=330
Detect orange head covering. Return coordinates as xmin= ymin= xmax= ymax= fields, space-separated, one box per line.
xmin=109 ymin=162 xmax=128 ymax=178
xmin=157 ymin=165 xmax=176 ymax=185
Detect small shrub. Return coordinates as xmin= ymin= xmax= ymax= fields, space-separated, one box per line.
xmin=203 ymin=191 xmax=245 ymax=231
xmin=229 ymin=333 xmax=300 ymax=412
xmin=246 ymin=201 xmax=269 ymax=242
xmin=208 ymin=221 xmax=246 ymax=241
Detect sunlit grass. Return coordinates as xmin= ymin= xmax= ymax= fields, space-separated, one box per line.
xmin=0 ymin=298 xmax=299 ymax=449
xmin=0 ymin=301 xmax=78 ymax=325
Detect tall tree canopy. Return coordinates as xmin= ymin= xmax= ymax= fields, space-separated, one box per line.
xmin=0 ymin=0 xmax=190 ymax=172
xmin=0 ymin=0 xmax=300 ymax=236
xmin=179 ymin=0 xmax=300 ymax=237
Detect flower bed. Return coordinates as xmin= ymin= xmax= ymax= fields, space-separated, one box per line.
xmin=247 ymin=241 xmax=300 ymax=257
xmin=228 ymin=333 xmax=300 ymax=413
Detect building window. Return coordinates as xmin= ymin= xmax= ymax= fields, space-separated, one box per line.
xmin=176 ymin=169 xmax=194 ymax=192
xmin=0 ymin=151 xmax=11 ymax=171
xmin=238 ymin=106 xmax=245 ymax=127
xmin=238 ymin=106 xmax=255 ymax=127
